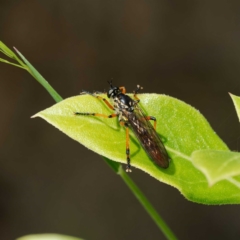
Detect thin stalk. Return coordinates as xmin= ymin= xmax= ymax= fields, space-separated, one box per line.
xmin=13 ymin=47 xmax=63 ymax=103
xmin=0 ymin=59 xmax=26 ymax=69
xmin=119 ymin=166 xmax=177 ymax=240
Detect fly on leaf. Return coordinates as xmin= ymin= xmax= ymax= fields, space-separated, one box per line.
xmin=74 ymin=81 xmax=170 ymax=172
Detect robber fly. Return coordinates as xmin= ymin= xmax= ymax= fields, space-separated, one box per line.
xmin=74 ymin=81 xmax=170 ymax=172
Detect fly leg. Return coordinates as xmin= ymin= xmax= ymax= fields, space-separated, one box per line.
xmin=74 ymin=112 xmax=117 ymax=118
xmin=132 ymin=84 xmax=156 ymax=130
xmin=145 ymin=116 xmax=157 ymax=130
xmin=80 ymin=91 xmax=115 ymax=110
xmin=120 ymin=121 xmax=132 ymax=172
xmin=75 ymin=93 xmax=116 ymax=117
xmin=133 ymin=85 xmax=143 ymax=102
xmin=94 ymin=95 xmax=115 ymax=110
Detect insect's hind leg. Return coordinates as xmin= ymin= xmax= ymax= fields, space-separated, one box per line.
xmin=120 ymin=121 xmax=132 ymax=172
xmin=145 ymin=116 xmax=157 ymax=130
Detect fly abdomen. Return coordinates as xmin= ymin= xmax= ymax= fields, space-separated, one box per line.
xmin=126 ymin=110 xmax=169 ymax=169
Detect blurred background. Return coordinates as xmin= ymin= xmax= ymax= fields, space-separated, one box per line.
xmin=1 ymin=0 xmax=240 ymax=239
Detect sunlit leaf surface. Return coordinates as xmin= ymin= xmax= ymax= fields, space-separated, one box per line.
xmin=33 ymin=94 xmax=240 ymax=204
xmin=192 ymin=150 xmax=240 ymax=186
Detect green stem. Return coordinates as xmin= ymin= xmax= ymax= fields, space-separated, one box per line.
xmin=13 ymin=47 xmax=63 ymax=103
xmin=1 ymin=44 xmax=177 ymax=240
xmin=119 ymin=167 xmax=177 ymax=240
xmin=104 ymin=159 xmax=177 ymax=239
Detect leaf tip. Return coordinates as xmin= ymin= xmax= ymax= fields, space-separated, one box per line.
xmin=13 ymin=46 xmax=18 ymax=52
xmin=229 ymin=92 xmax=235 ymax=98
xmin=31 ymin=113 xmax=39 ymax=119
xmin=229 ymin=92 xmax=238 ymax=99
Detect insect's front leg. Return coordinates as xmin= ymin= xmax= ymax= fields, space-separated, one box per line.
xmin=80 ymin=91 xmax=115 ymax=111
xmin=120 ymin=121 xmax=132 ymax=172
xmin=94 ymin=95 xmax=115 ymax=110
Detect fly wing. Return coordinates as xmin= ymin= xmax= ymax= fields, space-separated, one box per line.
xmin=124 ymin=107 xmax=169 ymax=168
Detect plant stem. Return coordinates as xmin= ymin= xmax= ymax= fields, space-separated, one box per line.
xmin=1 ymin=45 xmax=177 ymax=240
xmin=13 ymin=47 xmax=63 ymax=103
xmin=118 ymin=166 xmax=177 ymax=240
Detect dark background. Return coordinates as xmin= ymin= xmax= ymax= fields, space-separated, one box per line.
xmin=1 ymin=0 xmax=240 ymax=239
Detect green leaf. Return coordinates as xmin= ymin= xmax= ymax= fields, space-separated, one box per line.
xmin=0 ymin=41 xmax=62 ymax=103
xmin=0 ymin=57 xmax=26 ymax=69
xmin=0 ymin=41 xmax=26 ymax=66
xmin=192 ymin=150 xmax=240 ymax=186
xmin=229 ymin=93 xmax=240 ymax=121
xmin=33 ymin=93 xmax=240 ymax=204
xmin=17 ymin=234 xmax=84 ymax=240
xmin=0 ymin=41 xmax=18 ymax=58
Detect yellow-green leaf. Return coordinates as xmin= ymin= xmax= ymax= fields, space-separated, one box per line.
xmin=33 ymin=94 xmax=240 ymax=204
xmin=192 ymin=150 xmax=240 ymax=186
xmin=230 ymin=93 xmax=240 ymax=121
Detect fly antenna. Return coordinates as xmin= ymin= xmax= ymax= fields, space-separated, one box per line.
xmin=107 ymin=79 xmax=113 ymax=88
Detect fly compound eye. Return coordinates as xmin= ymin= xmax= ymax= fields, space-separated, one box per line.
xmin=107 ymin=89 xmax=113 ymax=98
xmin=107 ymin=87 xmax=119 ymax=98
